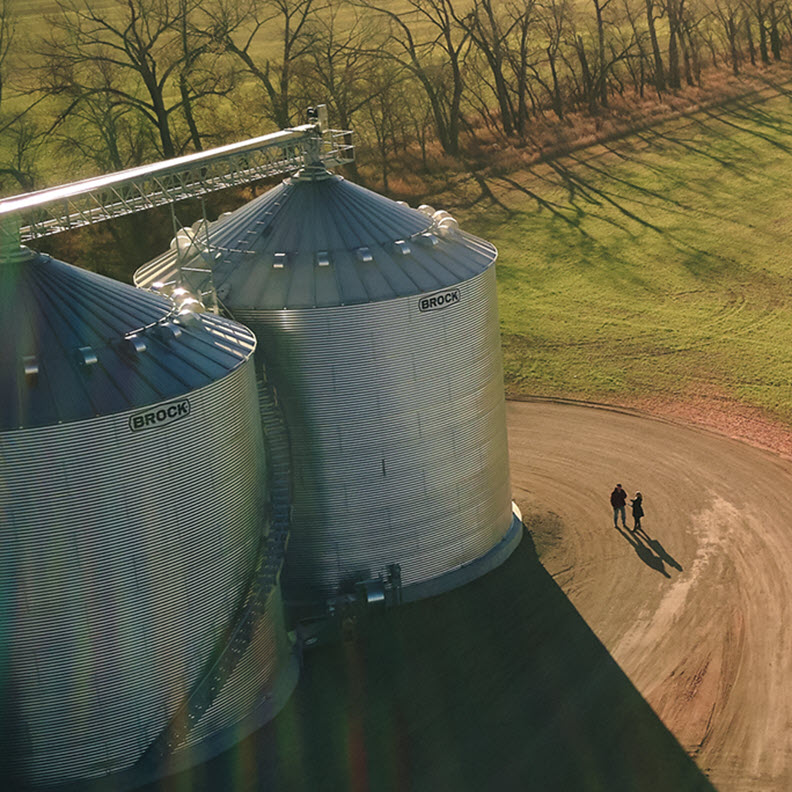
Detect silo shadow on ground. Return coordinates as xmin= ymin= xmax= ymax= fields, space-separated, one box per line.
xmin=148 ymin=524 xmax=715 ymax=792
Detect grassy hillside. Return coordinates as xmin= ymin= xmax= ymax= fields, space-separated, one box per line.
xmin=442 ymin=86 xmax=792 ymax=427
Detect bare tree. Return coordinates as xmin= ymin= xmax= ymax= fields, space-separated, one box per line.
xmin=750 ymin=0 xmax=771 ymax=62
xmin=0 ymin=0 xmax=14 ymax=111
xmin=0 ymin=0 xmax=47 ymax=193
xmin=768 ymin=0 xmax=782 ymax=58
xmin=37 ymin=0 xmax=228 ymax=160
xmin=207 ymin=0 xmax=321 ymax=128
xmin=356 ymin=0 xmax=471 ymax=156
xmin=360 ymin=59 xmax=409 ymax=190
xmin=0 ymin=117 xmax=43 ymax=192
xmin=592 ymin=0 xmax=613 ymax=105
xmin=302 ymin=0 xmax=379 ymax=131
xmin=456 ymin=0 xmax=532 ymax=137
xmin=715 ymin=0 xmax=742 ymax=74
xmin=534 ymin=0 xmax=570 ymax=120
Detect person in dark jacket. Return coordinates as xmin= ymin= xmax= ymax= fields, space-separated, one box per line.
xmin=631 ymin=491 xmax=644 ymax=532
xmin=610 ymin=484 xmax=628 ymax=528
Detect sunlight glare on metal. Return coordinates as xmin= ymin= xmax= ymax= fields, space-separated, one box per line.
xmin=0 ymin=122 xmax=354 ymax=242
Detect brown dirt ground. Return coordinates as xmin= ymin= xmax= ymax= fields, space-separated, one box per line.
xmin=508 ymin=398 xmax=792 ymax=791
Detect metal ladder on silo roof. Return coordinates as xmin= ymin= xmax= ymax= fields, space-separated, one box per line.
xmin=255 ymin=369 xmax=293 ymax=556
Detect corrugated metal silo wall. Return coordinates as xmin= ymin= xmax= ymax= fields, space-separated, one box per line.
xmin=234 ymin=266 xmax=513 ymax=604
xmin=0 ymin=361 xmax=276 ymax=785
xmin=177 ymin=584 xmax=292 ymax=751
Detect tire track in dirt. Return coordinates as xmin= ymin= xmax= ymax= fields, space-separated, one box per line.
xmin=508 ymin=400 xmax=792 ymax=791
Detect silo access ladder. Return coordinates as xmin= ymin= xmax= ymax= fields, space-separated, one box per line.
xmin=130 ymin=375 xmax=295 ymax=773
xmin=255 ymin=370 xmax=294 ymax=553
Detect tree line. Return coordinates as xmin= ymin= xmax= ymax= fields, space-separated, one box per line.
xmin=1 ymin=0 xmax=791 ymax=195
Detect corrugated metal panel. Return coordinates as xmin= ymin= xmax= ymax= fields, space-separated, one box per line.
xmin=178 ymin=586 xmax=292 ymax=748
xmin=133 ymin=175 xmax=496 ymax=309
xmin=0 ymin=248 xmax=255 ymax=430
xmin=1 ymin=360 xmax=290 ymax=784
xmin=234 ymin=266 xmax=513 ymax=604
xmin=134 ymin=171 xmax=516 ymax=609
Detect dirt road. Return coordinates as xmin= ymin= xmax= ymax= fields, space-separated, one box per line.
xmin=508 ymin=399 xmax=792 ymax=791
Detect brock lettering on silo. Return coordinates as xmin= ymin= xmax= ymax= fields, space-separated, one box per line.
xmin=418 ymin=288 xmax=461 ymax=313
xmin=128 ymin=399 xmax=191 ymax=432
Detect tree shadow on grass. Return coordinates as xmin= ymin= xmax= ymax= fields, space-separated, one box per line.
xmin=146 ymin=523 xmax=716 ymax=792
xmin=700 ymin=106 xmax=792 ymax=155
xmin=543 ymin=160 xmax=665 ymax=235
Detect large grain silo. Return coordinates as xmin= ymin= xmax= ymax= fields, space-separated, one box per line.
xmin=135 ymin=165 xmax=522 ymax=614
xmin=0 ymin=242 xmax=297 ymax=786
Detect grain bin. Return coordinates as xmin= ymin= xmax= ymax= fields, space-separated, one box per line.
xmin=0 ymin=244 xmax=297 ymax=785
xmin=135 ymin=166 xmax=522 ymax=613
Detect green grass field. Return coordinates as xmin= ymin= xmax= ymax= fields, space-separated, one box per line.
xmin=442 ymin=85 xmax=792 ymax=425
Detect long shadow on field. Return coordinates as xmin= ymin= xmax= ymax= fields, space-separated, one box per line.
xmin=701 ymin=106 xmax=792 ymax=154
xmin=149 ymin=526 xmax=716 ymax=792
xmin=545 ymin=160 xmax=664 ymax=235
xmin=636 ymin=127 xmax=742 ymax=172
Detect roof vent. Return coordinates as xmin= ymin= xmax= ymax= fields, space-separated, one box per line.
xmin=436 ymin=216 xmax=459 ymax=236
xmin=23 ymin=355 xmax=38 ymax=384
xmin=170 ymin=227 xmax=198 ymax=255
xmin=273 ymin=252 xmax=287 ymax=269
xmin=77 ymin=346 xmax=98 ymax=367
xmin=316 ymin=251 xmax=330 ymax=267
xmin=125 ymin=335 xmax=147 ymax=355
xmin=357 ymin=247 xmax=373 ymax=263
xmin=157 ymin=322 xmax=183 ymax=343
xmin=393 ymin=240 xmax=412 ymax=256
xmin=419 ymin=233 xmax=439 ymax=247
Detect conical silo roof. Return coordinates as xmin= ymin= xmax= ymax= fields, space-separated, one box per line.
xmin=0 ymin=246 xmax=255 ymax=431
xmin=134 ymin=171 xmax=497 ymax=309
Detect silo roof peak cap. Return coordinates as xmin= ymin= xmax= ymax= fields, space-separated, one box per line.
xmin=290 ymin=162 xmax=336 ymax=182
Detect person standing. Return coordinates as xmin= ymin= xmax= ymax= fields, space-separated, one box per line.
xmin=610 ymin=484 xmax=628 ymax=528
xmin=631 ymin=491 xmax=644 ymax=532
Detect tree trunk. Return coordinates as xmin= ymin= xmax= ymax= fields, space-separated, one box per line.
xmin=575 ymin=35 xmax=597 ymax=113
xmin=728 ymin=18 xmax=740 ymax=75
xmin=141 ymin=69 xmax=175 ymax=158
xmin=666 ymin=0 xmax=681 ymax=90
xmin=681 ymin=32 xmax=694 ymax=86
xmin=756 ymin=2 xmax=770 ymax=64
xmin=769 ymin=3 xmax=782 ymax=60
xmin=594 ymin=0 xmax=608 ymax=107
xmin=645 ymin=0 xmax=666 ymax=92
xmin=548 ymin=47 xmax=564 ymax=120
xmin=180 ymin=78 xmax=202 ymax=151
xmin=745 ymin=15 xmax=757 ymax=65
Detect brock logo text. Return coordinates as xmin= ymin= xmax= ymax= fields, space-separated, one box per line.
xmin=129 ymin=399 xmax=191 ymax=432
xmin=419 ymin=289 xmax=461 ymax=312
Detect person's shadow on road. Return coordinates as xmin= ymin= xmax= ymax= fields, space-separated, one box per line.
xmin=639 ymin=527 xmax=684 ymax=572
xmin=615 ymin=525 xmax=683 ymax=578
